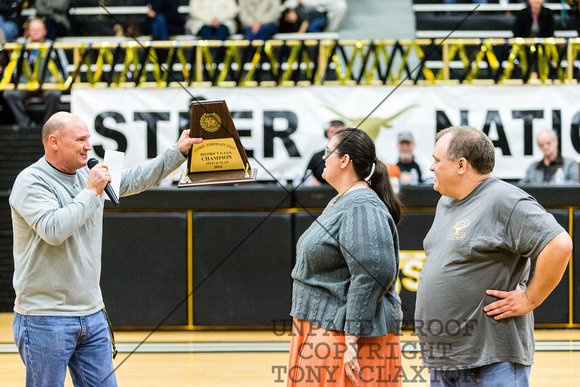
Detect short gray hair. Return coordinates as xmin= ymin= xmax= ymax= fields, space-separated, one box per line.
xmin=436 ymin=126 xmax=495 ymax=174
xmin=536 ymin=129 xmax=558 ymax=142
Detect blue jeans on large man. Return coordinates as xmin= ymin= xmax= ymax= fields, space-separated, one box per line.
xmin=430 ymin=362 xmax=530 ymax=387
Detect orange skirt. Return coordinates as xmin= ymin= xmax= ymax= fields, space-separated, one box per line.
xmin=287 ymin=318 xmax=402 ymax=387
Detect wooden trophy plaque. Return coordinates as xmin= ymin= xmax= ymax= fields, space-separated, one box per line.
xmin=178 ymin=100 xmax=257 ymax=187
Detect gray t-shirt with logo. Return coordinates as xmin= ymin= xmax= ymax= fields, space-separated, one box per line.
xmin=415 ymin=178 xmax=564 ymax=369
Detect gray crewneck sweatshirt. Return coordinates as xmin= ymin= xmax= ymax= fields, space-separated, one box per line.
xmin=10 ymin=145 xmax=185 ymax=315
xmin=291 ymin=188 xmax=402 ymax=337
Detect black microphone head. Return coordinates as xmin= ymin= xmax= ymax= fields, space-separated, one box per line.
xmin=87 ymin=158 xmax=99 ymax=169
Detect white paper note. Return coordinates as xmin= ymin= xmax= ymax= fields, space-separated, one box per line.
xmin=101 ymin=150 xmax=124 ymax=202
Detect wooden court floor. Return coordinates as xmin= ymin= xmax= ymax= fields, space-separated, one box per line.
xmin=1 ymin=313 xmax=580 ymax=386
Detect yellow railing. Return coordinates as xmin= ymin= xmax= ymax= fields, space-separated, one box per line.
xmin=1 ymin=37 xmax=579 ymax=90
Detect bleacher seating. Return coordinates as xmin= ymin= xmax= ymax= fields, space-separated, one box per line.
xmin=15 ymin=1 xmax=580 ymax=40
xmin=412 ymin=1 xmax=579 ymax=38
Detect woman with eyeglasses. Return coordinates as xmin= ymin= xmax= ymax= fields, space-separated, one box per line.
xmin=287 ymin=128 xmax=403 ymax=386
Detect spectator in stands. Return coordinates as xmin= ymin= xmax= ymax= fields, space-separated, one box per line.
xmin=3 ymin=18 xmax=61 ymax=129
xmin=145 ymin=0 xmax=185 ymax=40
xmin=0 ymin=0 xmax=23 ymax=42
xmin=0 ymin=0 xmax=22 ymax=77
xmin=279 ymin=1 xmax=327 ymax=33
xmin=395 ymin=131 xmax=434 ymax=185
xmin=520 ymin=130 xmax=578 ymax=184
xmin=513 ymin=0 xmax=555 ymax=37
xmin=114 ymin=23 xmax=142 ymax=38
xmin=187 ymin=0 xmax=237 ymax=40
xmin=304 ymin=120 xmax=345 ymax=185
xmin=33 ymin=0 xmax=71 ymax=41
xmin=239 ymin=0 xmax=281 ymax=41
xmin=571 ymin=0 xmax=580 ymax=39
xmin=300 ymin=0 xmax=347 ymax=32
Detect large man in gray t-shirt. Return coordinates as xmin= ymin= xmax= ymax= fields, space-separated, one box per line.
xmin=415 ymin=126 xmax=572 ymax=386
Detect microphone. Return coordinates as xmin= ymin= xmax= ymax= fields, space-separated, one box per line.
xmin=87 ymin=158 xmax=120 ymax=206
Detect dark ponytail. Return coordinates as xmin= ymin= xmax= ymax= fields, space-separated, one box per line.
xmin=369 ymin=158 xmax=402 ymax=225
xmin=334 ymin=128 xmax=403 ymax=225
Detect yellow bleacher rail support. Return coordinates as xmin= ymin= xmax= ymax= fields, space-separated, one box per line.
xmin=0 ymin=43 xmax=22 ymax=88
xmin=400 ymin=39 xmax=435 ymax=85
xmin=75 ymin=42 xmax=115 ymax=86
xmin=499 ymin=37 xmax=569 ymax=85
xmin=500 ymin=38 xmax=528 ymax=84
xmin=316 ymin=39 xmax=348 ymax=84
xmin=278 ymin=40 xmax=306 ymax=85
xmin=0 ymin=42 xmax=68 ymax=90
xmin=0 ymin=38 xmax=578 ymax=90
xmin=243 ymin=39 xmax=281 ymax=86
xmin=214 ymin=41 xmax=243 ymax=86
xmin=537 ymin=40 xmax=559 ymax=83
xmin=338 ymin=39 xmax=368 ymax=85
xmin=566 ymin=37 xmax=580 ymax=84
xmin=366 ymin=40 xmax=391 ymax=85
xmin=438 ymin=39 xmax=470 ymax=82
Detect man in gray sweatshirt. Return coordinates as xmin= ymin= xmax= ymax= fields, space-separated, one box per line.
xmin=9 ymin=111 xmax=202 ymax=386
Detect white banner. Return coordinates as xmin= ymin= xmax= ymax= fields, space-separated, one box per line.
xmin=71 ymin=85 xmax=580 ymax=182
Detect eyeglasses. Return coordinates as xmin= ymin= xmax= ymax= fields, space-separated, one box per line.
xmin=324 ymin=147 xmax=338 ymax=157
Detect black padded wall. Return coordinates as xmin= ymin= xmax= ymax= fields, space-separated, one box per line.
xmin=101 ymin=213 xmax=189 ymax=327
xmin=397 ymin=211 xmax=437 ymax=326
xmin=192 ymin=212 xmax=293 ymax=326
xmin=530 ymin=210 xmax=570 ymax=325
xmin=397 ymin=211 xmax=436 ymax=251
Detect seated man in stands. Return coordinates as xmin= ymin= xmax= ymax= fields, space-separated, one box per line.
xmin=33 ymin=0 xmax=71 ymax=41
xmin=300 ymin=0 xmax=346 ymax=32
xmin=279 ymin=1 xmax=327 ymax=33
xmin=395 ymin=131 xmax=434 ymax=185
xmin=239 ymin=0 xmax=281 ymax=41
xmin=187 ymin=0 xmax=237 ymax=40
xmin=145 ymin=0 xmax=185 ymax=40
xmin=0 ymin=0 xmax=23 ymax=42
xmin=3 ymin=18 xmax=61 ymax=129
xmin=304 ymin=120 xmax=345 ymax=185
xmin=520 ymin=130 xmax=578 ymax=185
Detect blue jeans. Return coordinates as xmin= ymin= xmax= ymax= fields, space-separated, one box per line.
xmin=150 ymin=14 xmax=170 ymax=40
xmin=13 ymin=310 xmax=117 ymax=387
xmin=243 ymin=23 xmax=279 ymax=41
xmin=0 ymin=16 xmax=19 ymax=42
xmin=308 ymin=18 xmax=327 ymax=33
xmin=198 ymin=25 xmax=230 ymax=40
xmin=430 ymin=362 xmax=530 ymax=386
